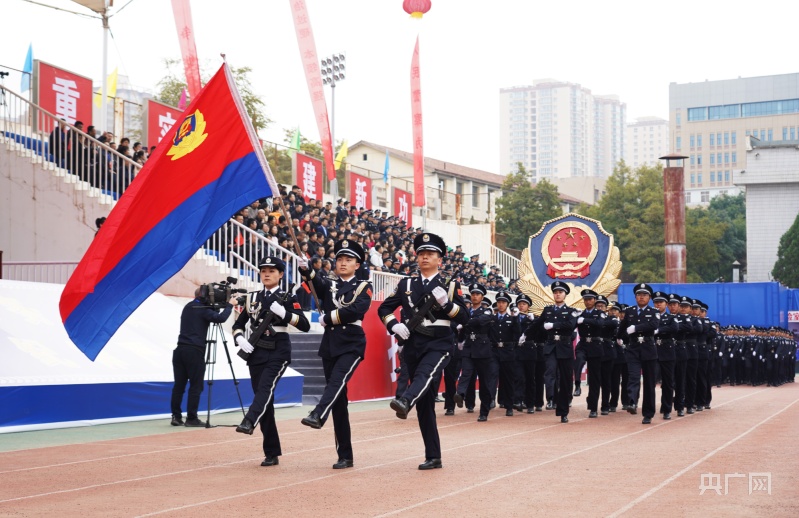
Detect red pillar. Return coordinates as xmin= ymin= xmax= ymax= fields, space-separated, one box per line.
xmin=663 ymin=165 xmax=686 ymax=283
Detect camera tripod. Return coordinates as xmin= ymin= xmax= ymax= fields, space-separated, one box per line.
xmin=203 ymin=321 xmax=247 ymax=428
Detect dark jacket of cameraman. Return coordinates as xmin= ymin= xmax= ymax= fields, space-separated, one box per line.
xmin=232 ymin=288 xmax=310 ymax=365
xmin=177 ymin=299 xmax=234 ymax=349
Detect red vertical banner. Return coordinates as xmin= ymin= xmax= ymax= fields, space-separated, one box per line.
xmin=295 ymin=152 xmax=323 ymax=203
xmin=410 ymin=36 xmax=425 ymax=207
xmin=290 ymin=0 xmax=336 ymax=181
xmin=347 ymin=301 xmax=394 ymax=401
xmin=349 ymin=172 xmax=372 ymax=210
xmin=393 ymin=187 xmax=412 ymax=228
xmin=34 ymin=61 xmax=93 ymax=130
xmin=170 ymin=0 xmax=202 ymax=100
xmin=146 ymin=99 xmax=181 ymax=147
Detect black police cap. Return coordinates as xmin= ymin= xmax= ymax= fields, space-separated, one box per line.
xmin=258 ymin=256 xmax=286 ymax=272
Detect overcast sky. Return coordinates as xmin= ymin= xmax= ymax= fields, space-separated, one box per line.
xmin=3 ymin=0 xmax=797 ymax=172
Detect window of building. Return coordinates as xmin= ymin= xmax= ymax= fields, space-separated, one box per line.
xmin=746 ymin=130 xmax=751 ymax=136
xmin=725 ymin=170 xmax=730 ymax=183
xmin=456 ymin=182 xmax=463 ymax=195
xmin=697 ymin=134 xmax=703 ymax=147
xmin=710 ymin=171 xmax=716 ymax=183
xmin=687 ymin=107 xmax=707 ymax=121
xmin=724 ymin=132 xmax=729 ymax=145
xmin=690 ymin=173 xmax=695 ymax=185
xmin=731 ymin=151 xmax=737 ymax=163
xmin=690 ymin=135 xmax=695 ymax=147
xmin=717 ymin=132 xmax=722 ymax=145
xmin=438 ymin=179 xmax=445 ymax=191
xmin=717 ymin=152 xmax=722 ymax=164
xmin=676 ymin=113 xmax=682 ymax=126
xmin=724 ymin=153 xmax=729 ymax=164
xmin=710 ymin=154 xmax=715 ymax=165
xmin=701 ymin=191 xmax=710 ymax=203
xmin=708 ymin=104 xmax=741 ymax=119
xmin=676 ymin=136 xmax=682 ymax=149
xmin=690 ymin=155 xmax=695 ymax=165
xmin=768 ymin=129 xmax=773 ymax=141
xmin=362 ymin=154 xmax=368 ymax=161
xmin=783 ymin=128 xmax=788 ymax=140
xmin=760 ymin=130 xmax=766 ymax=141
xmin=697 ymin=173 xmax=703 ymax=184
xmin=472 ymin=185 xmax=480 ymax=207
xmin=741 ymin=98 xmax=799 ymax=117
xmin=710 ymin=133 xmax=715 ymax=146
xmin=697 ymin=155 xmax=703 ymax=165
xmin=731 ymin=131 xmax=737 ymax=145
xmin=792 ymin=127 xmax=797 ymax=140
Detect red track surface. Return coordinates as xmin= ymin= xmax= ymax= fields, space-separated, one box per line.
xmin=1 ymin=383 xmax=797 ymax=517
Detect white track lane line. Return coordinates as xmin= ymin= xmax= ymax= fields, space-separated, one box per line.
xmin=373 ymin=388 xmax=769 ymax=517
xmin=607 ymin=396 xmax=799 ymax=517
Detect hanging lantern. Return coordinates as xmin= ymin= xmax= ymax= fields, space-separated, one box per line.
xmin=403 ymin=0 xmax=431 ymax=19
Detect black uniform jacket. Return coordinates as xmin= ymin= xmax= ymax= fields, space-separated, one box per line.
xmin=458 ymin=306 xmax=495 ymax=359
xmin=654 ymin=311 xmax=681 ymax=362
xmin=540 ymin=304 xmax=578 ymax=359
xmin=577 ymin=307 xmax=611 ymax=358
xmin=311 ymin=270 xmax=373 ymax=359
xmin=493 ymin=312 xmax=521 ymax=361
xmin=378 ymin=274 xmax=469 ymax=355
xmin=617 ymin=305 xmax=659 ymax=361
xmin=232 ymin=288 xmax=310 ymax=365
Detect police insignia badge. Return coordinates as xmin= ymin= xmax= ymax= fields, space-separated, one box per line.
xmin=518 ymin=213 xmax=622 ymax=313
xmin=423 ymin=234 xmax=430 ymax=242
xmin=167 ymin=109 xmax=208 ymax=161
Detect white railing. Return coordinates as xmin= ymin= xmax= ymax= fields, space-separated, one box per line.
xmin=1 ymin=261 xmax=78 ymax=284
xmin=0 ymin=86 xmax=142 ymax=206
xmin=491 ymin=246 xmax=521 ymax=281
xmin=370 ymin=270 xmax=404 ymax=301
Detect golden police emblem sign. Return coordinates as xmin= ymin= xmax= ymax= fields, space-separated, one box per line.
xmin=518 ymin=213 xmax=622 ymax=312
xmin=167 ymin=109 xmax=208 ymax=161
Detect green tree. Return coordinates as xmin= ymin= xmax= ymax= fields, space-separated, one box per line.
xmin=685 ymin=207 xmax=727 ymax=282
xmin=772 ymin=211 xmax=799 ymax=287
xmin=155 ymin=58 xmax=272 ymax=132
xmin=707 ymin=192 xmax=746 ymax=274
xmin=495 ymin=163 xmax=562 ymax=250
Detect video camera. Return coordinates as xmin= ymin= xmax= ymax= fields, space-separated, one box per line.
xmin=198 ymin=277 xmax=248 ymax=308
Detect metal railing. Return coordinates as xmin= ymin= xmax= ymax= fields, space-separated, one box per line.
xmin=370 ymin=270 xmax=404 ymax=301
xmin=1 ymin=261 xmax=78 ymax=284
xmin=0 ymin=85 xmax=142 ymax=206
xmin=491 ymin=246 xmax=521 ymax=281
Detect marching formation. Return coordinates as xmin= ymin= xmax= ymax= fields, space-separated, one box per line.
xmin=224 ymin=231 xmax=796 ymax=471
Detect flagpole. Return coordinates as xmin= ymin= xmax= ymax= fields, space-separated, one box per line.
xmin=276 ymin=196 xmax=321 ymax=312
xmin=101 ymin=7 xmax=109 ymax=132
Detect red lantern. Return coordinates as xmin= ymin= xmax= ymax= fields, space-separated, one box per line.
xmin=403 ymin=0 xmax=431 ymax=19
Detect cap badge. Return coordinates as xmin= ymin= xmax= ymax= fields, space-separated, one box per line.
xmin=342 ymin=240 xmax=348 ymax=247
xmin=423 ymin=234 xmax=430 ymax=242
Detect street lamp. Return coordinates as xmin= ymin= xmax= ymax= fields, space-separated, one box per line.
xmin=321 ymin=52 xmax=346 ymax=198
xmin=732 ymin=260 xmax=741 ymax=283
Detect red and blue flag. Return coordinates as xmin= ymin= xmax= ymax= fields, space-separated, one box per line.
xmin=59 ymin=63 xmax=278 ymax=360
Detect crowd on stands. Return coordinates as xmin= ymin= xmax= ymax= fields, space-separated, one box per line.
xmin=48 ymin=119 xmax=153 ymax=193
xmin=220 ymin=185 xmax=522 ymax=308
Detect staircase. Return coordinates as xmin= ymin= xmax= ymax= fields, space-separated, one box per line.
xmin=289 ymin=333 xmax=325 ymax=405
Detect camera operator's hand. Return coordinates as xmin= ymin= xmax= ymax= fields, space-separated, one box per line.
xmin=269 ymin=301 xmax=286 ymax=319
xmin=236 ymin=335 xmax=254 ymax=354
xmin=228 ymin=296 xmax=239 ymax=306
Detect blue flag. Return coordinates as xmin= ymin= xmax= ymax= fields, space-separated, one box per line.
xmin=21 ymin=44 xmax=33 ymax=92
xmin=383 ymin=148 xmax=390 ymax=183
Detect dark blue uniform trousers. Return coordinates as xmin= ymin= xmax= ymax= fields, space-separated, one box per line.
xmin=314 ymin=352 xmax=362 ymax=461
xmin=247 ymin=359 xmax=289 ymax=457
xmin=400 ymin=349 xmax=450 ymax=460
xmin=171 ymin=346 xmax=206 ymax=419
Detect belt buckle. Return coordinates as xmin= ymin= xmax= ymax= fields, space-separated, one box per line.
xmin=497 ymin=342 xmax=504 ymax=348
xmin=637 ymin=336 xmax=645 ymax=343
xmin=656 ymin=339 xmax=662 ymax=345
xmin=554 ymin=335 xmax=561 ymax=341
xmin=469 ymin=333 xmax=476 ymax=341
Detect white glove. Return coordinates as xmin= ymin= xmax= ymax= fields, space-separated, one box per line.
xmin=654 ymin=329 xmax=659 ymax=335
xmin=432 ymin=286 xmax=449 ymax=306
xmin=719 ymin=352 xmax=723 ymax=357
xmin=626 ymin=325 xmax=636 ymax=335
xmin=518 ymin=335 xmax=526 ymax=346
xmin=270 ymin=301 xmax=286 ymax=319
xmin=297 ymin=257 xmax=309 ymax=269
xmin=616 ymin=339 xmax=624 ymax=346
xmin=236 ymin=335 xmax=254 ymax=354
xmin=577 ymin=317 xmax=585 ymax=325
xmin=458 ymin=341 xmax=465 ymax=351
xmin=543 ymin=322 xmax=554 ymax=330
xmin=456 ymin=324 xmax=463 ymax=331
xmin=319 ymin=312 xmax=327 ymax=328
xmin=511 ymin=307 xmax=520 ymax=316
xmin=392 ymin=322 xmax=411 ymax=340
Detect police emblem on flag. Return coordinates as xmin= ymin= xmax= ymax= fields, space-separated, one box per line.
xmin=168 ymin=109 xmax=208 ymax=160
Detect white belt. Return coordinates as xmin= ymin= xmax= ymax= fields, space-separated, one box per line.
xmin=422 ymin=319 xmax=450 ymax=327
xmin=333 ymin=320 xmax=362 ymax=327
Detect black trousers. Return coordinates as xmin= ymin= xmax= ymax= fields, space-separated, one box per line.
xmin=518 ymin=359 xmax=536 ymax=409
xmin=314 ymin=352 xmax=362 ymax=461
xmin=585 ymin=357 xmax=602 ymax=412
xmin=401 ymin=350 xmax=450 ymax=460
xmin=658 ymin=360 xmax=675 ymax=414
xmin=395 ymin=352 xmax=410 ymax=399
xmin=674 ymin=359 xmax=687 ymax=411
xmin=610 ymin=362 xmax=629 ymax=408
xmin=534 ymin=358 xmax=546 ymax=408
xmin=247 ymin=359 xmax=289 ymax=457
xmin=458 ymin=356 xmax=496 ymax=417
xmin=627 ymin=356 xmax=657 ymax=419
xmin=573 ymin=349 xmax=586 ymax=388
xmin=600 ymin=359 xmax=613 ymax=411
xmin=512 ymin=359 xmax=525 ymax=406
xmin=695 ymin=359 xmax=709 ymax=406
xmin=171 ymin=346 xmax=206 ymax=419
xmin=498 ymin=360 xmax=516 ymax=410
xmin=443 ymin=356 xmax=462 ymax=411
xmin=545 ymin=353 xmax=573 ymax=417
xmin=685 ymin=358 xmax=698 ymax=409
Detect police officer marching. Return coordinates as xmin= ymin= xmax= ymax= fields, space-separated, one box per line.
xmin=379 ymin=232 xmax=469 ymax=470
xmin=618 ymin=283 xmax=659 ymax=424
xmin=515 ymin=294 xmax=539 ymax=414
xmin=607 ymin=302 xmax=628 ymax=412
xmin=540 ymin=281 xmax=578 ymax=423
xmin=595 ymin=295 xmax=616 ymax=415
xmin=494 ymin=290 xmax=521 ymax=416
xmin=454 ymin=283 xmax=497 ymax=421
xmin=576 ymin=289 xmax=609 ymax=419
xmin=298 ymin=240 xmax=373 ymax=470
xmin=233 ymin=256 xmax=310 ymax=467
xmin=652 ymin=291 xmax=680 ymax=420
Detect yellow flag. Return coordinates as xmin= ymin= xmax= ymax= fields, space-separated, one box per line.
xmin=334 ymin=139 xmax=348 ymax=169
xmin=93 ymin=68 xmax=119 ymax=108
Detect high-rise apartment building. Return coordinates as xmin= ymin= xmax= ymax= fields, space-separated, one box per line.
xmin=499 ymin=80 xmax=626 ymax=181
xmin=669 ymin=73 xmax=799 ymax=205
xmin=625 ymin=116 xmax=670 ymax=170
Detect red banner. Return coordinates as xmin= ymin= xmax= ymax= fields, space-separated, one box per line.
xmin=170 ymin=0 xmax=202 ymax=100
xmin=290 ymin=0 xmax=336 ymax=181
xmin=349 ymin=171 xmax=372 ymax=210
xmin=34 ymin=60 xmax=92 ymax=129
xmin=347 ymin=301 xmax=394 ymax=401
xmin=410 ymin=37 xmax=425 ymax=207
xmin=296 ymin=152 xmax=323 ymax=203
xmin=393 ymin=187 xmax=412 ymax=228
xmin=146 ymin=99 xmax=181 ymax=147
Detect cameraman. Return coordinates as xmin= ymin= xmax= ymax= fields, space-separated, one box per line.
xmin=170 ymin=287 xmax=238 ymax=427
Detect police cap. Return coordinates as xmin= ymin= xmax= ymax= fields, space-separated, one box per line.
xmin=414 ymin=232 xmax=446 ymax=255
xmin=551 ymin=280 xmax=570 ymax=294
xmin=335 ymin=239 xmax=365 ymax=263
xmin=258 ymin=256 xmax=285 ymax=272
